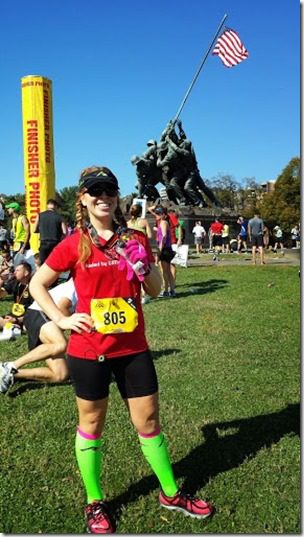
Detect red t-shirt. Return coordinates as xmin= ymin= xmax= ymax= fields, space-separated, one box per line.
xmin=168 ymin=213 xmax=179 ymax=244
xmin=210 ymin=222 xmax=224 ymax=235
xmin=46 ymin=230 xmax=154 ymax=360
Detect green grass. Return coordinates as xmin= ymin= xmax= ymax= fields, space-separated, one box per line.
xmin=0 ymin=264 xmax=300 ymax=533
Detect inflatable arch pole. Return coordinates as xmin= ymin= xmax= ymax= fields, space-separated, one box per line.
xmin=21 ymin=75 xmax=56 ymax=253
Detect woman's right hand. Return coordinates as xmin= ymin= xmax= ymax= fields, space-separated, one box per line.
xmin=57 ymin=313 xmax=93 ymax=333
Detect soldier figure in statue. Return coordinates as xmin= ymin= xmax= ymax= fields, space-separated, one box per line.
xmin=131 ymin=140 xmax=162 ymax=201
xmin=156 ymin=128 xmax=189 ymax=205
xmin=175 ymin=120 xmax=221 ymax=207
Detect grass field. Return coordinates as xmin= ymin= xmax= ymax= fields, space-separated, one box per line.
xmin=0 ymin=263 xmax=300 ymax=534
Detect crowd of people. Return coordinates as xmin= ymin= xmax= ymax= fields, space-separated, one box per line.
xmin=192 ymin=215 xmax=300 ymax=262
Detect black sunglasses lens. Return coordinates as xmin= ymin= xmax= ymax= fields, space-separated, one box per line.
xmin=88 ymin=187 xmax=118 ymax=197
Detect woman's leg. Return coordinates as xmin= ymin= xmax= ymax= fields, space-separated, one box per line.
xmin=126 ymin=393 xmax=178 ymax=497
xmin=160 ymin=260 xmax=170 ymax=292
xmin=76 ymin=396 xmax=108 ymax=503
xmin=168 ymin=262 xmax=175 ymax=293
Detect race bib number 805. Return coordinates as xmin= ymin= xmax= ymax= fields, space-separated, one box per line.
xmin=90 ymin=297 xmax=138 ymax=334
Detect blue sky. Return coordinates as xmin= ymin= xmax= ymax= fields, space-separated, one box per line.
xmin=1 ymin=0 xmax=300 ymax=197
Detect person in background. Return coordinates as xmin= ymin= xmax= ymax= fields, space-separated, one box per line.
xmin=248 ymin=212 xmax=265 ymax=265
xmin=0 ymin=261 xmax=33 ymax=332
xmin=208 ymin=226 xmax=213 ymax=252
xmin=177 ymin=214 xmax=186 ymax=245
xmin=167 ymin=208 xmax=182 ymax=294
xmin=273 ymin=225 xmax=284 ymax=253
xmin=0 ymin=251 xmax=14 ymax=282
xmin=127 ymin=203 xmax=152 ymax=304
xmin=221 ymin=222 xmax=230 ymax=254
xmin=127 ymin=203 xmax=152 ymax=239
xmin=236 ymin=216 xmax=248 ymax=254
xmin=154 ymin=206 xmax=176 ymax=297
xmin=192 ymin=220 xmax=206 ymax=254
xmin=0 ymin=196 xmax=5 ymax=222
xmin=263 ymin=224 xmax=270 ymax=249
xmin=5 ymin=202 xmax=31 ymax=259
xmin=28 ymin=165 xmax=212 ymax=533
xmin=0 ymin=221 xmax=9 ymax=252
xmin=291 ymin=225 xmax=300 ymax=249
xmin=210 ymin=217 xmax=224 ymax=261
xmin=33 ymin=198 xmax=67 ymax=264
xmin=0 ymin=278 xmax=76 ymax=393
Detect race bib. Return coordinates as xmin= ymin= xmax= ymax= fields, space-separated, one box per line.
xmin=91 ymin=297 xmax=138 ymax=334
xmin=11 ymin=303 xmax=25 ymax=317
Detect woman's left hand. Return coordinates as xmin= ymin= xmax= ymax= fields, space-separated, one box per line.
xmin=57 ymin=313 xmax=94 ymax=334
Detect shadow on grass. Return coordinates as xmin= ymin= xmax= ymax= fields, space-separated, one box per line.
xmin=8 ymin=379 xmax=72 ymax=398
xmin=175 ymin=278 xmax=229 ymax=298
xmin=107 ymin=403 xmax=300 ymax=519
xmin=151 ymin=348 xmax=181 ymax=361
xmin=182 ymin=402 xmax=300 ymax=492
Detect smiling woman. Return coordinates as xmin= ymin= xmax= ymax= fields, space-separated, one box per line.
xmin=27 ymin=164 xmax=212 ymax=533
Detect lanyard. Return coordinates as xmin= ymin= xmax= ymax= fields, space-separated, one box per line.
xmin=87 ymin=224 xmax=134 ymax=260
xmin=16 ymin=283 xmax=28 ymax=304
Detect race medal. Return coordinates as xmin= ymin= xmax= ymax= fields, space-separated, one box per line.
xmin=11 ymin=303 xmax=25 ymax=317
xmin=91 ymin=297 xmax=138 ymax=334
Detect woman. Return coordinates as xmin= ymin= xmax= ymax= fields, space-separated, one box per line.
xmin=127 ymin=203 xmax=152 ymax=239
xmin=29 ymin=166 xmax=213 ymax=534
xmin=153 ymin=206 xmax=176 ymax=298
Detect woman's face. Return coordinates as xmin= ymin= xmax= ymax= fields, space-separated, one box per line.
xmin=81 ymin=186 xmax=118 ymax=221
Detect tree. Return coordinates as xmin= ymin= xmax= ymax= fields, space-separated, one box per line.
xmin=58 ymin=186 xmax=78 ymax=225
xmin=207 ymin=174 xmax=241 ymax=209
xmin=239 ymin=178 xmax=264 ymax=218
xmin=259 ymin=157 xmax=300 ymax=231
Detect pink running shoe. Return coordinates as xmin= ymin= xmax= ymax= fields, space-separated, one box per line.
xmin=159 ymin=489 xmax=213 ymax=519
xmin=84 ymin=500 xmax=115 ymax=534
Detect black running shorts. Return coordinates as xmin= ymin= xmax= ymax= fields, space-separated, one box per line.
xmin=159 ymin=246 xmax=175 ymax=263
xmin=251 ymin=235 xmax=264 ymax=247
xmin=23 ymin=309 xmax=50 ymax=350
xmin=66 ymin=350 xmax=158 ymax=401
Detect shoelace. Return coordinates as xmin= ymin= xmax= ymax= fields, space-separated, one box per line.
xmin=178 ymin=491 xmax=206 ymax=507
xmin=180 ymin=491 xmax=199 ymax=502
xmin=91 ymin=504 xmax=107 ymax=520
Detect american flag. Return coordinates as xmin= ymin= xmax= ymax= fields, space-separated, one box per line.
xmin=212 ymin=28 xmax=249 ymax=68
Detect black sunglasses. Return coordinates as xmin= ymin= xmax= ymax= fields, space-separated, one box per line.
xmin=87 ymin=186 xmax=118 ymax=198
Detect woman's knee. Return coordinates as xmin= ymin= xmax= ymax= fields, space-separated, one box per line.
xmin=128 ymin=395 xmax=160 ymax=434
xmin=77 ymin=398 xmax=108 ymax=435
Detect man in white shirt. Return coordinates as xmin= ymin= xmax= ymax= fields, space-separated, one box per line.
xmin=192 ymin=220 xmax=206 ymax=254
xmin=0 ymin=278 xmax=77 ymax=393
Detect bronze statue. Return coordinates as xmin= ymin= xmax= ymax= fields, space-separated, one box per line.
xmin=131 ymin=120 xmax=221 ymax=207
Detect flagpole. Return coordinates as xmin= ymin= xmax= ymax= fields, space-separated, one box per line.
xmin=173 ymin=13 xmax=228 ymax=122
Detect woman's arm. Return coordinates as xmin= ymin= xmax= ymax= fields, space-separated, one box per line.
xmin=143 ymin=218 xmax=152 ymax=239
xmin=29 ymin=264 xmax=92 ymax=333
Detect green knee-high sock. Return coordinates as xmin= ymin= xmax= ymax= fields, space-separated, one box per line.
xmin=138 ymin=431 xmax=178 ymax=497
xmin=75 ymin=429 xmax=104 ymax=504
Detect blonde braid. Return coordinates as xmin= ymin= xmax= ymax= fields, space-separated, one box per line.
xmin=75 ymin=193 xmax=92 ymax=265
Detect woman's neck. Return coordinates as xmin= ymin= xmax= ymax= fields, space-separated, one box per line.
xmin=89 ymin=215 xmax=114 ymax=239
